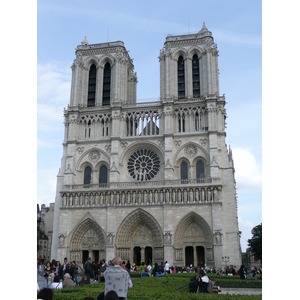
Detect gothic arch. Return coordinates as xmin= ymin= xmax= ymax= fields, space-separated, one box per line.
xmin=115 ymin=208 xmax=163 ymax=248
xmin=83 ymin=56 xmax=100 ymax=69
xmin=76 ymin=147 xmax=110 ymax=171
xmin=173 ymin=141 xmax=210 ymax=167
xmin=172 ymin=48 xmax=188 ymax=61
xmin=68 ymin=213 xmax=106 ymax=262
xmin=174 ymin=211 xmax=213 ymax=248
xmin=99 ymin=55 xmax=115 ymax=68
xmin=187 ymin=46 xmax=205 ymax=60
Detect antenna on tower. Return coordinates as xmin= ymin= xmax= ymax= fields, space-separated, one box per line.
xmin=107 ymin=28 xmax=109 ymax=42
xmin=188 ymin=19 xmax=190 ymax=33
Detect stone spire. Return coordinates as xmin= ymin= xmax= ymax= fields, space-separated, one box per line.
xmin=198 ymin=22 xmax=212 ymax=37
xmin=81 ymin=36 xmax=89 ymax=45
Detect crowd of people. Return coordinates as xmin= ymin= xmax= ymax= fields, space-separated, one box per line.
xmin=37 ymin=256 xmax=132 ymax=300
xmin=37 ymin=257 xmax=262 ymax=299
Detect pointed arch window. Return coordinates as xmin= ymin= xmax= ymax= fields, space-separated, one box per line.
xmin=196 ymin=160 xmax=205 ymax=183
xmin=192 ymin=54 xmax=200 ymax=98
xmin=99 ymin=165 xmax=108 ymax=186
xmin=87 ymin=64 xmax=96 ymax=107
xmin=180 ymin=161 xmax=188 ymax=184
xmin=84 ymin=166 xmax=92 ymax=185
xmin=178 ymin=55 xmax=185 ymax=99
xmin=103 ymin=62 xmax=111 ymax=106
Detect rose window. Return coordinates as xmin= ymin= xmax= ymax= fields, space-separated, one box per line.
xmin=127 ymin=149 xmax=160 ymax=181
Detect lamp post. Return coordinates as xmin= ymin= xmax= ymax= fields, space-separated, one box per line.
xmin=222 ymin=256 xmax=230 ymax=270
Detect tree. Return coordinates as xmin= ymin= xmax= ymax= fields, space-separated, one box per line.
xmin=247 ymin=223 xmax=262 ymax=261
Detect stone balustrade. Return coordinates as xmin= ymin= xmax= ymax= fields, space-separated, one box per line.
xmin=60 ymin=183 xmax=221 ymax=208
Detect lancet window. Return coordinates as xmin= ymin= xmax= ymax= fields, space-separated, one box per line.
xmin=192 ymin=54 xmax=200 ymax=98
xmin=180 ymin=161 xmax=188 ymax=183
xmin=84 ymin=166 xmax=92 ymax=184
xmin=102 ymin=63 xmax=111 ymax=106
xmin=87 ymin=64 xmax=96 ymax=107
xmin=178 ymin=55 xmax=185 ymax=99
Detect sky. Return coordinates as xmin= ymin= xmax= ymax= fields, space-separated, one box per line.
xmin=4 ymin=1 xmax=300 ymax=297
xmin=35 ymin=0 xmax=262 ymax=253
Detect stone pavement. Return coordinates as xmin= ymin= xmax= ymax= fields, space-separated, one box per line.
xmin=220 ymin=288 xmax=262 ymax=295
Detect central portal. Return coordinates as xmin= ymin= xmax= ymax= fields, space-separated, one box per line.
xmin=185 ymin=246 xmax=194 ymax=267
xmin=145 ymin=246 xmax=152 ymax=265
xmin=133 ymin=247 xmax=141 ymax=265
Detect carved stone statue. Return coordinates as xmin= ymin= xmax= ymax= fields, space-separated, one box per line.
xmin=189 ymin=189 xmax=193 ymax=202
xmin=166 ymin=190 xmax=170 ymax=203
xmin=195 ymin=189 xmax=199 ymax=202
xmin=213 ymin=188 xmax=219 ymax=201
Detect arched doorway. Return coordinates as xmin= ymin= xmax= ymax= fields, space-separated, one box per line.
xmin=69 ymin=213 xmax=106 ymax=264
xmin=115 ymin=209 xmax=163 ymax=265
xmin=145 ymin=247 xmax=152 ymax=265
xmin=174 ymin=211 xmax=214 ymax=267
xmin=185 ymin=246 xmax=194 ymax=267
xmin=133 ymin=247 xmax=141 ymax=265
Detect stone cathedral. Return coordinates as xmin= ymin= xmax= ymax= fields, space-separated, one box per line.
xmin=51 ymin=23 xmax=242 ymax=269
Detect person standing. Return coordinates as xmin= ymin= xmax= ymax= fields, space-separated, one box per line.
xmin=125 ymin=260 xmax=131 ymax=275
xmin=65 ymin=261 xmax=75 ymax=281
xmin=98 ymin=259 xmax=107 ymax=283
xmin=84 ymin=257 xmax=93 ymax=283
xmin=72 ymin=260 xmax=79 ymax=285
xmin=63 ymin=257 xmax=68 ymax=273
xmin=55 ymin=261 xmax=64 ymax=281
xmin=98 ymin=256 xmax=133 ymax=300
xmin=164 ymin=261 xmax=170 ymax=274
xmin=43 ymin=262 xmax=51 ymax=288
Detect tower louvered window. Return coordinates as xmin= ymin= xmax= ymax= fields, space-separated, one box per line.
xmin=192 ymin=54 xmax=200 ymax=97
xmin=103 ymin=63 xmax=111 ymax=106
xmin=178 ymin=55 xmax=185 ymax=99
xmin=87 ymin=64 xmax=96 ymax=107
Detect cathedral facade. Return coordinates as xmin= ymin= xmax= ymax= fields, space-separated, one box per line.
xmin=51 ymin=23 xmax=242 ymax=269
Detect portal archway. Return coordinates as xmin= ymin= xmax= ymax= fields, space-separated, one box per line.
xmin=116 ymin=208 xmax=163 ymax=264
xmin=68 ymin=213 xmax=106 ymax=263
xmin=174 ymin=211 xmax=214 ymax=267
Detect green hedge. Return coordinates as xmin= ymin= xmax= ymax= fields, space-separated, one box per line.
xmin=51 ymin=275 xmax=262 ymax=300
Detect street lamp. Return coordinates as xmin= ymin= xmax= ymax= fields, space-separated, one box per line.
xmin=222 ymin=256 xmax=230 ymax=268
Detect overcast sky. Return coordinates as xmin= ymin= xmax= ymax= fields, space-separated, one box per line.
xmin=35 ymin=0 xmax=263 ymax=252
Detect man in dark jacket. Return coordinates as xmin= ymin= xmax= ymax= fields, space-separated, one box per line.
xmin=84 ymin=257 xmax=92 ymax=283
xmin=98 ymin=259 xmax=107 ymax=282
xmin=64 ymin=261 xmax=75 ymax=281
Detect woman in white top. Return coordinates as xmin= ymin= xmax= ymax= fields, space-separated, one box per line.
xmin=49 ymin=275 xmax=63 ymax=289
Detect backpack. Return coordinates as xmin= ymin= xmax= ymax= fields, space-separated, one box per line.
xmin=207 ymin=279 xmax=214 ymax=293
xmin=188 ymin=276 xmax=200 ymax=293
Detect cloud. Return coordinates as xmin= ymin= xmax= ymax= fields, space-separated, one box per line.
xmin=37 ymin=62 xmax=71 ymax=136
xmin=232 ymin=147 xmax=262 ymax=191
xmin=37 ymin=169 xmax=58 ymax=205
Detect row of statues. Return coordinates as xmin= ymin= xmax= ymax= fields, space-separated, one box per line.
xmin=62 ymin=187 xmax=220 ymax=207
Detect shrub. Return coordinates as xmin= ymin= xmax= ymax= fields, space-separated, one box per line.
xmin=51 ymin=275 xmax=261 ymax=299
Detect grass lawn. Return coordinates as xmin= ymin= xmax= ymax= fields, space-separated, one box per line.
xmin=50 ymin=273 xmax=262 ymax=299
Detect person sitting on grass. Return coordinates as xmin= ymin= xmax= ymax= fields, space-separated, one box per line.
xmin=63 ymin=273 xmax=75 ymax=288
xmin=140 ymin=262 xmax=149 ymax=277
xmin=79 ymin=275 xmax=89 ymax=285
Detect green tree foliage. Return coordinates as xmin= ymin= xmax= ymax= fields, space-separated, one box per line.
xmin=247 ymin=223 xmax=262 ymax=261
